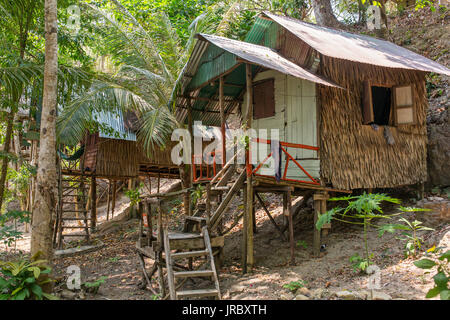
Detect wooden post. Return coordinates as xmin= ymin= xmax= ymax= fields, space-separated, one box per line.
xmin=106 ymin=179 xmax=111 ymax=221
xmin=241 ymin=185 xmax=248 ymax=274
xmin=111 ymin=180 xmax=117 ymax=218
xmin=138 ymin=202 xmax=144 ymax=247
xmin=287 ymin=189 xmax=295 ymax=265
xmin=146 ymin=201 xmax=153 ymax=247
xmin=313 ymin=192 xmax=329 ymax=257
xmin=90 ymin=176 xmax=97 ymax=231
xmin=206 ymin=183 xmax=211 ymax=225
xmin=187 ymin=99 xmax=194 ymax=216
xmin=245 ymin=63 xmax=254 ymax=272
xmin=157 ymin=171 xmax=161 ymax=193
xmin=219 ymin=76 xmax=226 ymax=165
xmin=156 ymin=200 xmax=166 ymax=297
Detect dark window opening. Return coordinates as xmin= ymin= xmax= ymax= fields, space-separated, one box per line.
xmin=371 ymin=86 xmax=391 ymax=125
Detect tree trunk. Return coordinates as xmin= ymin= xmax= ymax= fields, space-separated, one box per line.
xmin=0 ymin=112 xmax=15 ymax=211
xmin=31 ymin=0 xmax=58 ymax=265
xmin=311 ymin=0 xmax=343 ymax=28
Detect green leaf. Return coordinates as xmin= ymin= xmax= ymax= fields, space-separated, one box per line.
xmin=30 ymin=284 xmax=43 ymax=300
xmin=438 ymin=250 xmax=450 ymax=261
xmin=414 ymin=259 xmax=437 ymax=269
xmin=28 ymin=266 xmax=40 ymax=279
xmin=433 ymin=272 xmax=448 ymax=288
xmin=440 ymin=290 xmax=450 ymax=300
xmin=42 ymin=292 xmax=59 ymax=300
xmin=425 ymin=286 xmax=441 ymax=298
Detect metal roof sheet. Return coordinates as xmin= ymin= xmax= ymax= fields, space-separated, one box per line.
xmin=93 ymin=110 xmax=137 ymax=141
xmin=262 ymin=12 xmax=450 ymax=76
xmin=197 ymin=33 xmax=340 ymax=88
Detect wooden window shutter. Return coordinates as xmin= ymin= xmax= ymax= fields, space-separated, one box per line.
xmin=393 ymin=85 xmax=415 ymax=125
xmin=253 ymin=79 xmax=275 ymax=120
xmin=362 ymin=80 xmax=374 ymax=124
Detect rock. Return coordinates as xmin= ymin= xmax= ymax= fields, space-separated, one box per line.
xmin=371 ymin=291 xmax=392 ymax=300
xmin=60 ymin=289 xmax=77 ymax=299
xmin=229 ymin=284 xmax=246 ymax=293
xmin=279 ymin=292 xmax=294 ymax=300
xmin=297 ymin=287 xmax=311 ymax=297
xmin=294 ymin=294 xmax=309 ymax=300
xmin=357 ymin=290 xmax=370 ymax=300
xmin=427 ymin=118 xmax=450 ymax=186
xmin=311 ymin=288 xmax=326 ymax=299
xmin=334 ymin=290 xmax=359 ymax=300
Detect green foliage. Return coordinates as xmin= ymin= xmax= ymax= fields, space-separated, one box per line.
xmin=381 ymin=216 xmax=433 ymax=258
xmin=191 ymin=184 xmax=205 ymax=207
xmin=82 ymin=276 xmax=107 ymax=294
xmin=125 ymin=183 xmax=143 ymax=206
xmin=0 ymin=210 xmax=30 ymax=248
xmin=316 ymin=193 xmax=406 ymax=268
xmin=282 ymin=280 xmax=307 ymax=293
xmin=296 ymin=240 xmax=307 ymax=249
xmin=349 ymin=253 xmax=372 ymax=273
xmin=414 ymin=247 xmax=449 ymax=300
xmin=0 ymin=257 xmax=57 ymax=300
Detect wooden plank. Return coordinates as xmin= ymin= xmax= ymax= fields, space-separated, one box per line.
xmin=287 ymin=189 xmax=295 ymax=265
xmin=171 ymin=250 xmax=208 ymax=260
xmin=170 ymin=235 xmax=224 ymax=251
xmin=174 ymin=270 xmax=214 ymax=278
xmin=245 ymin=63 xmax=254 ymax=271
xmin=163 ymin=228 xmax=176 ymax=300
xmin=203 ymin=226 xmax=221 ymax=300
xmin=210 ymin=170 xmax=246 ymax=230
xmin=176 ymin=289 xmax=219 ymax=299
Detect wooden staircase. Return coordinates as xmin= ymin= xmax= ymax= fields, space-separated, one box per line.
xmin=164 ymin=226 xmax=221 ymax=300
xmin=55 ymin=174 xmax=91 ymax=248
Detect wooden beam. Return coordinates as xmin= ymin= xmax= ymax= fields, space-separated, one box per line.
xmin=178 ymin=95 xmax=242 ymax=104
xmin=287 ymin=189 xmax=295 ymax=265
xmin=91 ymin=176 xmax=97 ymax=231
xmin=220 ymin=76 xmax=226 ymax=165
xmin=245 ymin=63 xmax=254 ymax=271
xmin=255 ymin=193 xmax=286 ymax=241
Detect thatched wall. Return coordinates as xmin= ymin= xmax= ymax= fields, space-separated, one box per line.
xmin=318 ymin=56 xmax=428 ymax=190
xmin=83 ymin=133 xmax=178 ymax=178
xmin=96 ymin=138 xmax=140 ymax=177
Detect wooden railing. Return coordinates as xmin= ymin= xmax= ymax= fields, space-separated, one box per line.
xmin=192 ymin=151 xmax=220 ymax=182
xmin=250 ymin=138 xmax=320 ymax=185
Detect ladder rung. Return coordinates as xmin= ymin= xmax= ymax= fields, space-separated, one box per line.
xmin=61 ymin=234 xmax=89 ymax=237
xmin=176 ymin=289 xmax=219 ymax=298
xmin=62 ymin=217 xmax=90 ymax=221
xmin=62 ymin=226 xmax=88 ymax=229
xmin=174 ymin=270 xmax=214 ymax=278
xmin=171 ymin=250 xmax=208 ymax=260
xmin=63 ymin=210 xmax=88 ymax=213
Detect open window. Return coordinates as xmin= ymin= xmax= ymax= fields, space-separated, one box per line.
xmin=362 ymin=81 xmax=415 ymax=126
xmin=253 ymin=79 xmax=275 ymax=120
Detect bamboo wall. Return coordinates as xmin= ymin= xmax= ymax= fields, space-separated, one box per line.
xmin=318 ymin=56 xmax=428 ymax=190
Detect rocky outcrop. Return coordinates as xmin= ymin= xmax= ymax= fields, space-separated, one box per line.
xmin=427 ymin=98 xmax=449 ymax=187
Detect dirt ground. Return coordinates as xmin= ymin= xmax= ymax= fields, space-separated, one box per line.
xmin=2 ymin=183 xmax=448 ymax=300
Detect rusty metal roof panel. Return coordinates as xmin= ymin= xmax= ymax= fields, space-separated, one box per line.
xmin=262 ymin=12 xmax=450 ymax=76
xmin=197 ymin=33 xmax=340 ymax=88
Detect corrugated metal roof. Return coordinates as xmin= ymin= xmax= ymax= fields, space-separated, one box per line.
xmin=175 ymin=33 xmax=340 ymax=126
xmin=197 ymin=33 xmax=339 ymax=88
xmin=93 ymin=110 xmax=137 ymax=141
xmin=261 ymin=12 xmax=450 ymax=76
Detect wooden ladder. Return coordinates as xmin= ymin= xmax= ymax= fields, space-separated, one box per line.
xmin=56 ymin=174 xmax=91 ymax=248
xmin=164 ymin=226 xmax=221 ymax=300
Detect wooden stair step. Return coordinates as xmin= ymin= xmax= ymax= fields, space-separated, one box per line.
xmin=63 ymin=210 xmax=88 ymax=213
xmin=61 ymin=234 xmax=89 ymax=237
xmin=171 ymin=250 xmax=208 ymax=260
xmin=211 ymin=186 xmax=230 ymax=191
xmin=62 ymin=217 xmax=90 ymax=221
xmin=174 ymin=270 xmax=214 ymax=278
xmin=176 ymin=288 xmax=219 ymax=298
xmin=62 ymin=226 xmax=89 ymax=229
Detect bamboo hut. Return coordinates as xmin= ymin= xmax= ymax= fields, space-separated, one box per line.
xmin=172 ymin=12 xmax=450 ymax=271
